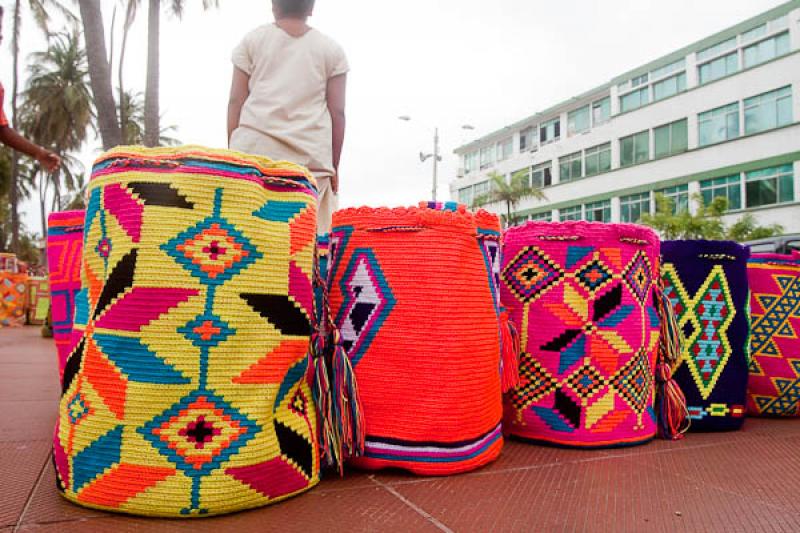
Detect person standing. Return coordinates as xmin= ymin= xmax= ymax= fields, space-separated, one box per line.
xmin=228 ymin=0 xmax=347 ymax=234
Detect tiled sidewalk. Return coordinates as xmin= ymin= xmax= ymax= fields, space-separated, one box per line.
xmin=2 ymin=326 xmax=798 ymax=532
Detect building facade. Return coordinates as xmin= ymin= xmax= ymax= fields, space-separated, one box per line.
xmin=451 ymin=1 xmax=800 ymax=235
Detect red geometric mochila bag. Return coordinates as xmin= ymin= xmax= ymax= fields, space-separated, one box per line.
xmin=325 ymin=202 xmax=514 ymax=475
xmin=500 ymin=221 xmax=687 ymax=448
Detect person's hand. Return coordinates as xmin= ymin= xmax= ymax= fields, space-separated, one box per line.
xmin=330 ymin=172 xmax=339 ymax=194
xmin=37 ymin=149 xmax=61 ymax=173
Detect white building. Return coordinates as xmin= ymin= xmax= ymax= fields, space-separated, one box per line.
xmin=451 ymin=1 xmax=800 ymax=235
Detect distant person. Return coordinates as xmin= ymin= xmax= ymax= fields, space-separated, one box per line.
xmin=228 ymin=0 xmax=347 ymax=234
xmin=0 ymin=7 xmax=61 ymax=173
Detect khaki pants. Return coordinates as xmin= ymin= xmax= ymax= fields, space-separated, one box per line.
xmin=316 ymin=176 xmax=338 ymax=235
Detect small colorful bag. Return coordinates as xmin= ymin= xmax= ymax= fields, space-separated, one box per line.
xmin=747 ymin=252 xmax=800 ymax=417
xmin=47 ymin=211 xmax=86 ymax=375
xmin=26 ymin=277 xmax=50 ymax=325
xmin=0 ymin=268 xmax=27 ymax=328
xmin=325 ymin=203 xmax=507 ymax=475
xmin=661 ymin=241 xmax=750 ymax=430
xmin=55 ymin=146 xmax=321 ymax=517
xmin=501 ymin=221 xmax=669 ymax=448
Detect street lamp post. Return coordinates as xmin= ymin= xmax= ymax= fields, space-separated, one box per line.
xmin=419 ymin=128 xmax=441 ymax=201
xmin=399 ymin=117 xmax=474 ymax=202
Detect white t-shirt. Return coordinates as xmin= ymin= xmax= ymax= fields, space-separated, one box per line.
xmin=230 ymin=24 xmax=348 ymax=179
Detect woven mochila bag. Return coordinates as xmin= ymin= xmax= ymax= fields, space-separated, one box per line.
xmin=324 ymin=202 xmax=513 ymax=475
xmin=47 ymin=210 xmax=86 ymax=377
xmin=661 ymin=241 xmax=750 ymax=430
xmin=54 ymin=146 xmax=323 ymax=517
xmin=747 ymin=252 xmax=800 ymax=417
xmin=501 ymin=221 xmax=687 ymax=448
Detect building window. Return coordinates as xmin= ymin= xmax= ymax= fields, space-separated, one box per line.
xmin=620 ymin=192 xmax=651 ymax=223
xmin=458 ymin=186 xmax=473 ymax=205
xmin=698 ymin=102 xmax=740 ymax=146
xmin=479 ymin=146 xmax=494 ymax=170
xmin=530 ymin=211 xmax=552 ymax=222
xmin=568 ymin=106 xmax=590 ymax=135
xmin=511 ymin=166 xmax=531 ymax=187
xmin=744 ymin=86 xmax=793 ymax=135
xmin=559 ymin=152 xmax=583 ymax=182
xmin=657 ymin=184 xmax=689 ymax=214
xmin=464 ymin=152 xmax=479 ymax=174
xmin=520 ymin=127 xmax=535 ymax=152
xmin=584 ymin=143 xmax=611 ymax=177
xmin=620 ymin=87 xmax=649 ymax=113
xmin=651 ymin=58 xmax=685 ymax=80
xmin=496 ymin=138 xmax=513 ymax=161
xmin=743 ymin=32 xmax=790 ymax=69
xmin=560 ymin=205 xmax=583 ymax=221
xmin=745 ymin=164 xmax=794 ymax=208
xmin=592 ymin=97 xmax=611 ymax=126
xmin=700 ymin=175 xmax=742 ymax=211
xmin=741 ymin=23 xmax=767 ymax=43
xmin=620 ymin=130 xmax=649 ymax=167
xmin=584 ymin=200 xmax=611 ymax=222
xmin=472 ymin=180 xmax=490 ymax=204
xmin=696 ymin=36 xmax=737 ymax=62
xmin=531 ymin=162 xmax=552 ymax=188
xmin=654 ymin=119 xmax=688 ymax=159
xmin=630 ymin=73 xmax=649 ymax=87
xmin=540 ymin=118 xmax=560 ymax=144
xmin=698 ymin=52 xmax=738 ymax=84
xmin=652 ymin=72 xmax=686 ymax=102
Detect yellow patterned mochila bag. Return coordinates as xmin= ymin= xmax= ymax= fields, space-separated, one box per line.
xmin=53 ymin=146 xmax=322 ymax=516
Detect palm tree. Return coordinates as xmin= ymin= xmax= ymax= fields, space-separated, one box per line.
xmin=1 ymin=148 xmax=36 ymax=251
xmin=77 ymin=0 xmax=123 ymax=150
xmin=20 ymin=30 xmax=93 ymax=235
xmin=119 ymin=89 xmax=180 ymax=146
xmin=6 ymin=0 xmax=75 ymax=252
xmin=144 ymin=0 xmax=218 ymax=146
xmin=474 ymin=171 xmax=546 ymax=227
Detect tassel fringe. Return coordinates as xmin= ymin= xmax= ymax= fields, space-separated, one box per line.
xmin=308 ymin=254 xmax=366 ymax=474
xmin=654 ymin=281 xmax=690 ymax=440
xmin=500 ymin=310 xmax=521 ymax=392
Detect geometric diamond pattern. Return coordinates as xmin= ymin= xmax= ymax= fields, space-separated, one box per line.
xmin=623 ymin=251 xmax=653 ymax=305
xmin=510 ymin=352 xmax=558 ymax=410
xmin=336 ymin=248 xmax=396 ymax=366
xmin=574 ymin=256 xmax=613 ymax=295
xmin=663 ymin=264 xmax=735 ymax=400
xmin=566 ymin=361 xmax=606 ymax=401
xmin=179 ymin=313 xmax=234 ymax=349
xmin=502 ymin=246 xmax=564 ymax=303
xmin=611 ymin=347 xmax=653 ymax=414
xmin=67 ymin=390 xmax=92 ymax=425
xmin=161 ymin=191 xmax=262 ymax=286
xmin=138 ymin=390 xmax=259 ymax=477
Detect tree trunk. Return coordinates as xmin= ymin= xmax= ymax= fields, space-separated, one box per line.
xmin=78 ymin=0 xmax=122 ymax=150
xmin=9 ymin=0 xmax=22 ymax=253
xmin=144 ymin=0 xmax=160 ymax=147
xmin=118 ymin=1 xmax=136 ymax=143
xmin=38 ymin=172 xmax=47 ymax=243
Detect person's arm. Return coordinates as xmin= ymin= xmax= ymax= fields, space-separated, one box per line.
xmin=326 ymin=73 xmax=346 ymax=193
xmin=227 ymin=66 xmax=251 ymax=146
xmin=0 ymin=126 xmax=60 ymax=172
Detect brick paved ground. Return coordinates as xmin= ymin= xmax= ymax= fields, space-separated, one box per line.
xmin=2 ymin=326 xmax=798 ymax=532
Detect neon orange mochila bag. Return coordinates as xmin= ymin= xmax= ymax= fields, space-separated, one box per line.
xmin=325 ymin=202 xmax=514 ymax=475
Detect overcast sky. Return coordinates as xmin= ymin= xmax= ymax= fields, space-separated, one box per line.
xmin=5 ymin=0 xmax=787 ymax=234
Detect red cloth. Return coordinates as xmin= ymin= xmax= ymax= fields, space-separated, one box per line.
xmin=0 ymin=83 xmax=8 ymax=127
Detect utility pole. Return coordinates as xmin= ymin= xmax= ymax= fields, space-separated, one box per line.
xmin=401 ymin=117 xmax=473 ymax=202
xmin=432 ymin=128 xmax=439 ymax=202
